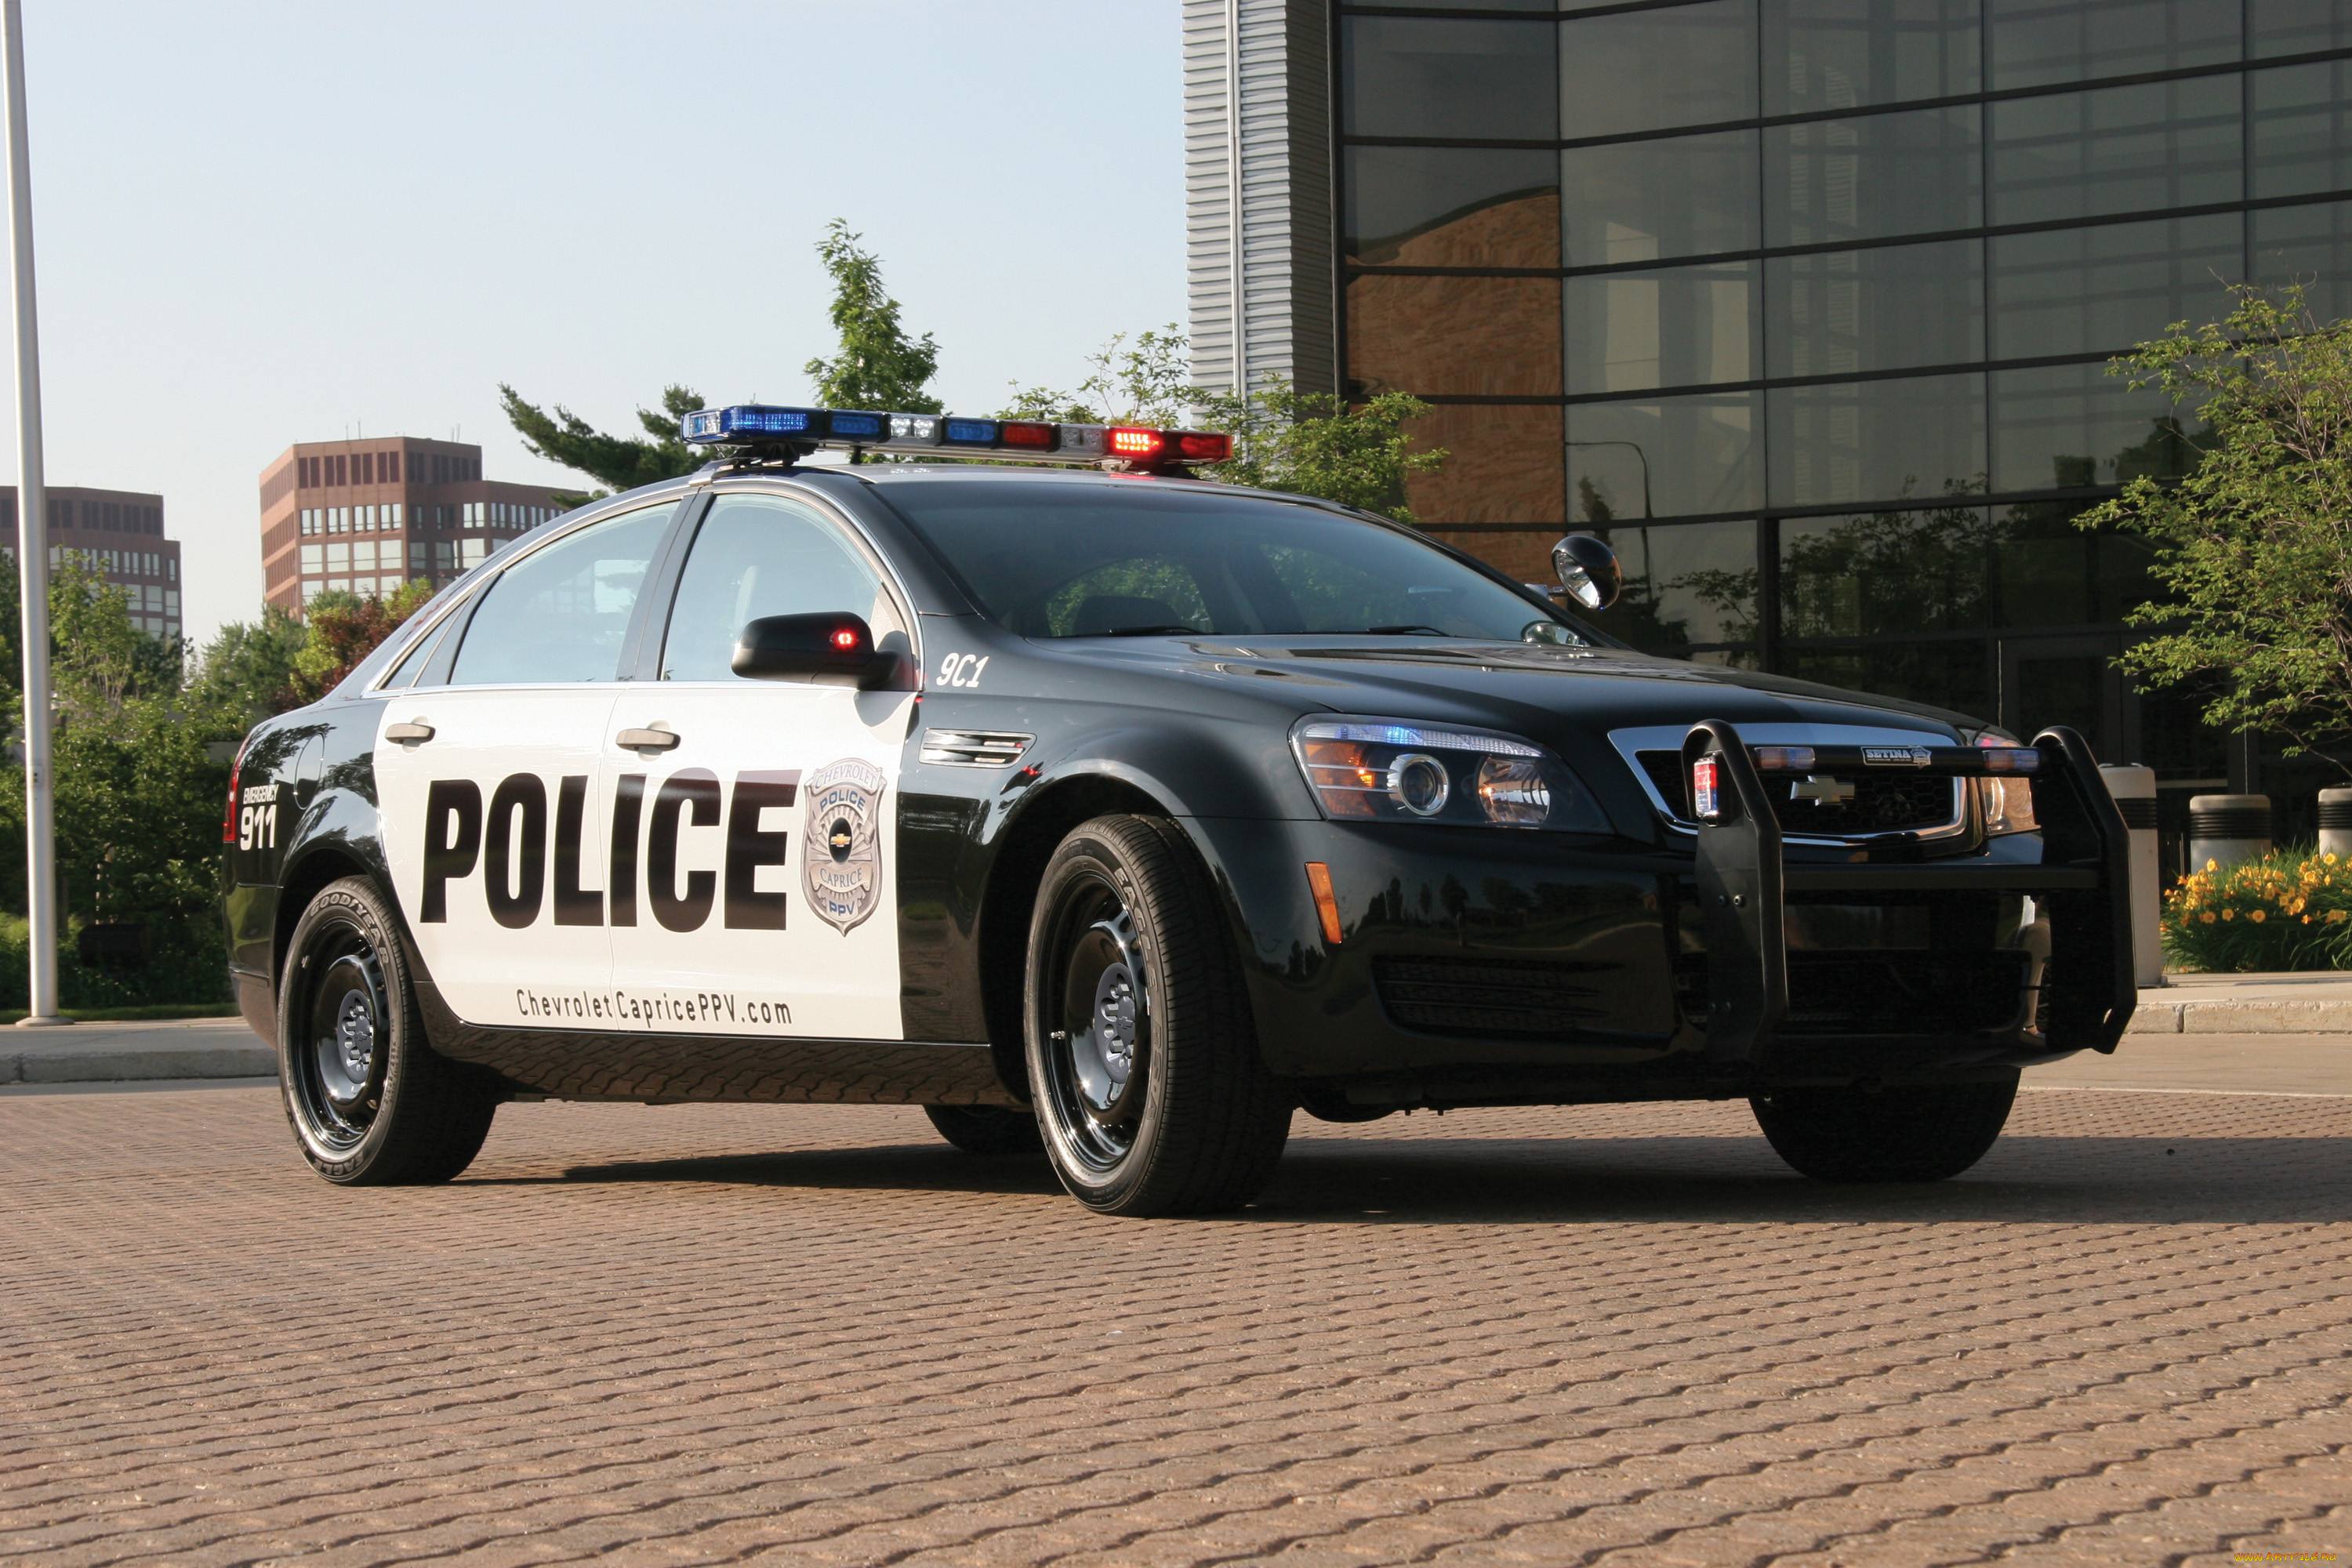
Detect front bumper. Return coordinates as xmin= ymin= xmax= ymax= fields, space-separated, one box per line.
xmin=1200 ymin=723 xmax=2133 ymax=1109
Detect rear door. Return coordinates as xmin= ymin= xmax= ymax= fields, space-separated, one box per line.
xmin=372 ymin=500 xmax=681 ymax=1025
xmin=604 ymin=487 xmax=918 ymax=1040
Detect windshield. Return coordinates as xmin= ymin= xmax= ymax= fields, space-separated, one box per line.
xmin=879 ymin=480 xmax=1584 ymax=641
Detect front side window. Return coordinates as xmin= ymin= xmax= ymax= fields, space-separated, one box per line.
xmin=883 ymin=481 xmax=1579 ymax=643
xmin=446 ymin=502 xmax=677 ymax=686
xmin=659 ymin=492 xmax=905 ymax=681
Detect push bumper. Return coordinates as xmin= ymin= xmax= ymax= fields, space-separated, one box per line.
xmin=1682 ymin=720 xmax=2136 ymax=1064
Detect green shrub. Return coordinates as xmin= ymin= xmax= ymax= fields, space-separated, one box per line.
xmin=0 ymin=911 xmax=230 ymax=1011
xmin=2161 ymin=845 xmax=2352 ymax=971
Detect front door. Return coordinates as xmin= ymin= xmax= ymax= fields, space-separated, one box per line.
xmin=373 ymin=499 xmax=680 ymax=1027
xmin=604 ymin=488 xmax=918 ymax=1041
xmin=1999 ymin=633 xmax=2132 ymax=764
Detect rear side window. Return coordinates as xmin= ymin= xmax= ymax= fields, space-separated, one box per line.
xmin=448 ymin=503 xmax=677 ymax=686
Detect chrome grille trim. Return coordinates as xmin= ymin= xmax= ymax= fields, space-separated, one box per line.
xmin=1608 ymin=721 xmax=1969 ymax=844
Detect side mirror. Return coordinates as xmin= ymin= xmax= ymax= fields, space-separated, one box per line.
xmin=1552 ymin=534 xmax=1621 ymax=611
xmin=731 ymin=612 xmax=904 ymax=689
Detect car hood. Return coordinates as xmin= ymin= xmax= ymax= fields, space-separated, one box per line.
xmin=1152 ymin=635 xmax=1983 ymax=744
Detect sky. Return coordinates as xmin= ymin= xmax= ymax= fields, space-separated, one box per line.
xmin=9 ymin=2 xmax=1186 ymax=649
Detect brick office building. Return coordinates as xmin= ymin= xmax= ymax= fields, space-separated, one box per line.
xmin=257 ymin=437 xmax=567 ymax=618
xmin=0 ymin=485 xmax=182 ymax=641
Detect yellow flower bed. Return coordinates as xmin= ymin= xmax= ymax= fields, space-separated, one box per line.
xmin=2162 ymin=846 xmax=2352 ymax=971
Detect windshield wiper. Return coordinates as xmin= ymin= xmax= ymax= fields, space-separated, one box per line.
xmin=1364 ymin=625 xmax=1452 ymax=637
xmin=1102 ymin=624 xmax=1203 ymax=637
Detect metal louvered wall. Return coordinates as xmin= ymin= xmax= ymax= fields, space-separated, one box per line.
xmin=1183 ymin=0 xmax=1338 ymax=399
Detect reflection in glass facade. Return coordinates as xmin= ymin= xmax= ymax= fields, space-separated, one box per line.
xmin=1188 ymin=0 xmax=2352 ymax=841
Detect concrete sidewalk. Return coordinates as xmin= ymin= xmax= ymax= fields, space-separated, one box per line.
xmin=2 ymin=1015 xmax=271 ymax=1084
xmin=2129 ymin=969 xmax=2352 ymax=1032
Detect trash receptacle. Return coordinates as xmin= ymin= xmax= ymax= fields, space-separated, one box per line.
xmin=2188 ymin=793 xmax=2271 ymax=873
xmin=2320 ymin=786 xmax=2352 ymax=860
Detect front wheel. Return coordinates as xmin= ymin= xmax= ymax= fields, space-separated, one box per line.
xmin=1025 ymin=815 xmax=1290 ymax=1217
xmin=278 ymin=876 xmax=499 ymax=1184
xmin=1750 ymin=1076 xmax=2018 ymax=1182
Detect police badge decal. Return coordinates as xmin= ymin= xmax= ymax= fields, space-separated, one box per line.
xmin=803 ymin=758 xmax=887 ymax=934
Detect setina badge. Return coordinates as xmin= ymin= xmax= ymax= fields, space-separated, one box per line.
xmin=803 ymin=758 xmax=887 ymax=933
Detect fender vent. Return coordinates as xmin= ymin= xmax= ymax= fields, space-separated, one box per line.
xmin=1374 ymin=956 xmax=1610 ymax=1040
xmin=919 ymin=730 xmax=1033 ymax=767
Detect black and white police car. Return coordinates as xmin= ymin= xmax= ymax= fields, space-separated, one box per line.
xmin=223 ymin=404 xmax=2134 ymax=1216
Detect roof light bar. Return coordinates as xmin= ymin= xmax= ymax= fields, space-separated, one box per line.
xmin=679 ymin=405 xmax=1226 ymax=471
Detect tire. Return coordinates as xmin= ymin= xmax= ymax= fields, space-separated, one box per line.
xmin=278 ymin=876 xmax=499 ymax=1185
xmin=1025 ymin=815 xmax=1290 ymax=1216
xmin=924 ymin=1103 xmax=1043 ymax=1155
xmin=1750 ymin=1076 xmax=2019 ymax=1182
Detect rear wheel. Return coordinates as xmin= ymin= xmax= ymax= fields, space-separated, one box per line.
xmin=278 ymin=877 xmax=499 ymax=1184
xmin=1025 ymin=815 xmax=1290 ymax=1217
xmin=923 ymin=1103 xmax=1042 ymax=1154
xmin=1750 ymin=1076 xmax=2018 ymax=1182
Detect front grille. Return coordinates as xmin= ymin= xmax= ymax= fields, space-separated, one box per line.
xmin=1373 ymin=955 xmax=1608 ymax=1040
xmin=1636 ymin=750 xmax=1961 ymax=838
xmin=1784 ymin=950 xmax=2031 ymax=1034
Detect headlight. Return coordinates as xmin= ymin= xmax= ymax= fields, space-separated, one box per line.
xmin=1969 ymin=729 xmax=2039 ymax=837
xmin=1289 ymin=717 xmax=1610 ymax=831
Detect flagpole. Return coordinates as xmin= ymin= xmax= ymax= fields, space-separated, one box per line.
xmin=5 ymin=0 xmax=64 ymax=1027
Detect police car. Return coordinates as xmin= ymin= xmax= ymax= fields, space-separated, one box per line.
xmin=222 ymin=404 xmax=2135 ymax=1216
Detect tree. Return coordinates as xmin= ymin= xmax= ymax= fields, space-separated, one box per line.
xmin=805 ymin=220 xmax=942 ymax=414
xmin=1000 ymin=326 xmax=1196 ymax=427
xmin=499 ymin=383 xmax=706 ymax=497
xmin=1198 ymin=377 xmax=1446 ymax=520
xmin=0 ymin=562 xmax=238 ymax=1005
xmin=2078 ymin=285 xmax=2352 ymax=771
xmin=184 ymin=607 xmax=308 ymax=726
xmin=999 ymin=326 xmax=1449 ymax=518
xmin=288 ymin=581 xmax=437 ymax=705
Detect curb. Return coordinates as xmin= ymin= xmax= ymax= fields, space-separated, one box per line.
xmin=3 ymin=1045 xmax=278 ymax=1084
xmin=2125 ymin=998 xmax=2352 ymax=1034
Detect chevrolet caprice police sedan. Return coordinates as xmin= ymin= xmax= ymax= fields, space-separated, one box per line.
xmin=223 ymin=405 xmax=2134 ymax=1216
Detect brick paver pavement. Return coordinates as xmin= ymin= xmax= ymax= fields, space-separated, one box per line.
xmin=1 ymin=1083 xmax=2345 ymax=1568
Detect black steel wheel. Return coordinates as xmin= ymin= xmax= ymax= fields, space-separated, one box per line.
xmin=923 ymin=1103 xmax=1043 ymax=1155
xmin=278 ymin=876 xmax=499 ymax=1184
xmin=1750 ymin=1076 xmax=2019 ymax=1182
xmin=1025 ymin=815 xmax=1289 ymax=1216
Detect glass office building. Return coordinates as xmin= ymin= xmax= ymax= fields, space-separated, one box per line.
xmin=1185 ymin=0 xmax=2352 ymax=851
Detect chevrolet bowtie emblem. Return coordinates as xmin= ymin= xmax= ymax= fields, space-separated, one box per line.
xmin=1790 ymin=775 xmax=1856 ymax=805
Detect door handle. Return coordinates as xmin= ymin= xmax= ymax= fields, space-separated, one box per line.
xmin=385 ymin=722 xmax=435 ymax=743
xmin=616 ymin=728 xmax=681 ymax=752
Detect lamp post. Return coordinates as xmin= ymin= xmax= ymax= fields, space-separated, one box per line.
xmin=5 ymin=0 xmax=62 ymax=1028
